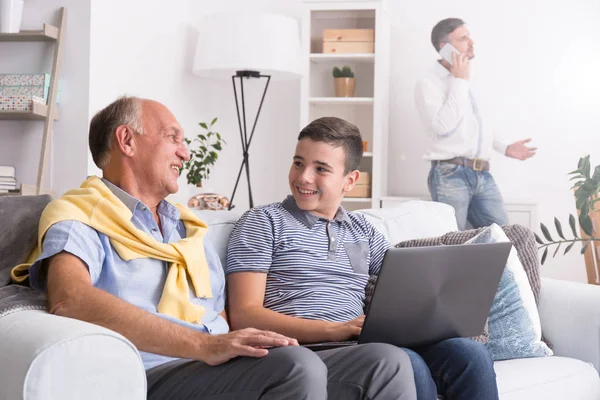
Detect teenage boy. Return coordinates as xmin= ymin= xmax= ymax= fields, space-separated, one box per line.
xmin=226 ymin=117 xmax=499 ymax=400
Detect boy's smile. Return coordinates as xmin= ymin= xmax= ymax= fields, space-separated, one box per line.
xmin=289 ymin=138 xmax=358 ymax=220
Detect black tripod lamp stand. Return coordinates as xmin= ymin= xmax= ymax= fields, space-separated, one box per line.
xmin=192 ymin=12 xmax=302 ymax=210
xmin=228 ymin=70 xmax=271 ymax=210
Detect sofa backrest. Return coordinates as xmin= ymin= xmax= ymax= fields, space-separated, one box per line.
xmin=193 ymin=200 xmax=458 ymax=268
xmin=356 ymin=200 xmax=458 ymax=243
xmin=193 ymin=209 xmax=244 ymax=268
xmin=0 ymin=195 xmax=52 ymax=287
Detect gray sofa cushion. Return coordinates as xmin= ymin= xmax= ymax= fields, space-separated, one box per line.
xmin=0 ymin=195 xmax=52 ymax=287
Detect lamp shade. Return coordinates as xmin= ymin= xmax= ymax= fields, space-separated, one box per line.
xmin=193 ymin=12 xmax=302 ymax=81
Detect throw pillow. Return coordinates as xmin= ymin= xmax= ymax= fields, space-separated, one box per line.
xmin=465 ymin=224 xmax=552 ymax=360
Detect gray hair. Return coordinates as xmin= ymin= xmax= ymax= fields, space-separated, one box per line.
xmin=89 ymin=96 xmax=144 ymax=169
xmin=431 ymin=18 xmax=465 ymax=52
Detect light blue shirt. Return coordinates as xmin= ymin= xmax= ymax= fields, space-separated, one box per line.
xmin=29 ymin=179 xmax=229 ymax=370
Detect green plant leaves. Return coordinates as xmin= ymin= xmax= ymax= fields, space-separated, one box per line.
xmin=541 ymin=247 xmax=548 ymax=265
xmin=554 ymin=217 xmax=565 ymax=239
xmin=569 ymin=214 xmax=579 ymax=238
xmin=564 ymin=241 xmax=575 ymax=255
xmin=540 ymin=223 xmax=553 ymax=241
xmin=582 ymin=239 xmax=591 ymax=254
xmin=534 ymin=232 xmax=544 ymax=245
xmin=182 ymin=118 xmax=226 ymax=186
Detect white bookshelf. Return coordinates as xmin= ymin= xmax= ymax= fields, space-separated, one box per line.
xmin=310 ymin=53 xmax=375 ymax=63
xmin=301 ymin=0 xmax=390 ymax=210
xmin=308 ymin=97 xmax=374 ymax=105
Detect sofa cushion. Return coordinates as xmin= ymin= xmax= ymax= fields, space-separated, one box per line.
xmin=0 ymin=195 xmax=52 ymax=287
xmin=192 ymin=209 xmax=243 ymax=268
xmin=464 ymin=224 xmax=552 ymax=360
xmin=495 ymin=357 xmax=600 ymax=400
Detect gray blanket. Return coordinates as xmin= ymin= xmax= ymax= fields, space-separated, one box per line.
xmin=0 ymin=285 xmax=46 ymax=318
xmin=0 ymin=194 xmax=52 ymax=318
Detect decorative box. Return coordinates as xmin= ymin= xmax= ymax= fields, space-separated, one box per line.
xmin=0 ymin=95 xmax=46 ymax=111
xmin=346 ymin=184 xmax=371 ymax=198
xmin=346 ymin=171 xmax=371 ymax=198
xmin=0 ymin=86 xmax=61 ymax=103
xmin=0 ymin=73 xmax=50 ymax=86
xmin=322 ymin=29 xmax=374 ymax=54
xmin=0 ymin=85 xmax=47 ymax=98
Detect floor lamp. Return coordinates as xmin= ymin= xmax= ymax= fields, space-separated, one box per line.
xmin=192 ymin=12 xmax=302 ymax=210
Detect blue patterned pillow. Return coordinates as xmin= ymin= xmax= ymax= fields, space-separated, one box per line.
xmin=466 ymin=224 xmax=552 ymax=360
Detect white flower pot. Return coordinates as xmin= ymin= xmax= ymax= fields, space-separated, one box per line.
xmin=0 ymin=0 xmax=24 ymax=33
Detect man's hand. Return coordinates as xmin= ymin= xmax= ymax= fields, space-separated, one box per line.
xmin=200 ymin=328 xmax=299 ymax=366
xmin=325 ymin=316 xmax=365 ymax=342
xmin=450 ymin=52 xmax=470 ymax=80
xmin=506 ymin=138 xmax=537 ymax=160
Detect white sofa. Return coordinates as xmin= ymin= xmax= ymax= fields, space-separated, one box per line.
xmin=1 ymin=200 xmax=599 ymax=400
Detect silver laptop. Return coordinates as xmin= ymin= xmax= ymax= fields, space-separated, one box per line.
xmin=303 ymin=242 xmax=511 ymax=350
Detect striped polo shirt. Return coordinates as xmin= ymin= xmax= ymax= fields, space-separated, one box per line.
xmin=226 ymin=195 xmax=391 ymax=322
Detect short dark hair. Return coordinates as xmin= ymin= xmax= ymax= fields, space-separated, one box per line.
xmin=431 ymin=18 xmax=465 ymax=52
xmin=297 ymin=117 xmax=363 ymax=174
xmin=89 ymin=96 xmax=144 ymax=169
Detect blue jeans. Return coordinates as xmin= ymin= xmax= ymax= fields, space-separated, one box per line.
xmin=427 ymin=163 xmax=509 ymax=230
xmin=404 ymin=338 xmax=499 ymax=400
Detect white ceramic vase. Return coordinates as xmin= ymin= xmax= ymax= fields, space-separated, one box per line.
xmin=0 ymin=0 xmax=24 ymax=34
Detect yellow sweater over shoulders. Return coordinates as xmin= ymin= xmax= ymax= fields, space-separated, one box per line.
xmin=11 ymin=176 xmax=212 ymax=323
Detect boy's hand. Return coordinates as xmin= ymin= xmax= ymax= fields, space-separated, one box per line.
xmin=199 ymin=328 xmax=299 ymax=366
xmin=326 ymin=316 xmax=365 ymax=342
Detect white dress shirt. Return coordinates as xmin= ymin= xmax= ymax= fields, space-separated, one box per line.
xmin=414 ymin=62 xmax=508 ymax=161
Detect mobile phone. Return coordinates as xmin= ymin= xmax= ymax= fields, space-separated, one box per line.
xmin=439 ymin=43 xmax=461 ymax=65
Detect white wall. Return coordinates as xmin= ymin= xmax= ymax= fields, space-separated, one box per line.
xmin=386 ymin=0 xmax=600 ymax=282
xmin=88 ymin=0 xmax=302 ymax=212
xmin=5 ymin=0 xmax=597 ymax=283
xmin=0 ymin=0 xmax=91 ymax=196
xmin=183 ymin=0 xmax=600 ymax=282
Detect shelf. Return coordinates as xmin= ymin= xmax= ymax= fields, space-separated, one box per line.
xmin=343 ymin=197 xmax=372 ymax=203
xmin=0 ymin=102 xmax=59 ymax=121
xmin=310 ymin=53 xmax=375 ymax=63
xmin=363 ymin=152 xmax=373 ymax=157
xmin=309 ymin=97 xmax=373 ymax=105
xmin=0 ymin=23 xmax=59 ymax=42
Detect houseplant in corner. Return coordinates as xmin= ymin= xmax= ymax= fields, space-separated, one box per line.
xmin=534 ymin=155 xmax=600 ymax=275
xmin=180 ymin=118 xmax=228 ymax=210
xmin=333 ymin=65 xmax=355 ymax=97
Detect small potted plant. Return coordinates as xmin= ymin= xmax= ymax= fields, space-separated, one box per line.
xmin=180 ymin=117 xmax=225 ymax=189
xmin=333 ymin=65 xmax=355 ymax=97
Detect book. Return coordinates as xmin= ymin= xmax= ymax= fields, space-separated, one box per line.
xmin=0 ymin=165 xmax=15 ymax=178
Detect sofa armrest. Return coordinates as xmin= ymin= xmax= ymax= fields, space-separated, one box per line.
xmin=539 ymin=277 xmax=600 ymax=372
xmin=0 ymin=310 xmax=146 ymax=400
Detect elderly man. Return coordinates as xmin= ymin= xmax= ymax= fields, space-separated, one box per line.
xmin=415 ymin=18 xmax=536 ymax=230
xmin=13 ymin=96 xmax=416 ymax=400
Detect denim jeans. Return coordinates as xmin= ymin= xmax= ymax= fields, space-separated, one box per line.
xmin=427 ymin=163 xmax=509 ymax=230
xmin=403 ymin=338 xmax=499 ymax=400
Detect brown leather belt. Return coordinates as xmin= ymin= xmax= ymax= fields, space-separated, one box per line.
xmin=432 ymin=157 xmax=490 ymax=171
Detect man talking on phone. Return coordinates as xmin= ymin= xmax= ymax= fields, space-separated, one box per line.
xmin=414 ymin=18 xmax=536 ymax=230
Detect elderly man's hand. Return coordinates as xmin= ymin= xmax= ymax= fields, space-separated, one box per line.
xmin=200 ymin=328 xmax=299 ymax=366
xmin=506 ymin=138 xmax=537 ymax=160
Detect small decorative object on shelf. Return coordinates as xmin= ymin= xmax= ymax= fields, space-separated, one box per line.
xmin=322 ymin=28 xmax=374 ymax=54
xmin=333 ymin=65 xmax=355 ymax=97
xmin=188 ymin=193 xmax=230 ymax=211
xmin=346 ymin=171 xmax=371 ymax=198
xmin=0 ymin=0 xmax=24 ymax=33
xmin=180 ymin=118 xmax=229 ymax=210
